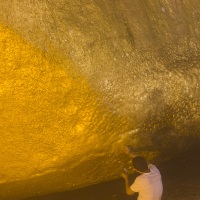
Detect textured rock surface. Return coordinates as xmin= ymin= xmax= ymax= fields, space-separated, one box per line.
xmin=0 ymin=0 xmax=200 ymax=199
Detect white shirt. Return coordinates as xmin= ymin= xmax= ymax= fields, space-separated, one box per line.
xmin=130 ymin=164 xmax=163 ymax=200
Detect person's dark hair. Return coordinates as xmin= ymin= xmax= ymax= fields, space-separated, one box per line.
xmin=132 ymin=156 xmax=148 ymax=172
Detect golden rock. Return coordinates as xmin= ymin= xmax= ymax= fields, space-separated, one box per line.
xmin=0 ymin=0 xmax=199 ymax=199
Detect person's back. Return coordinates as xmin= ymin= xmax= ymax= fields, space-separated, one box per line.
xmin=131 ymin=164 xmax=163 ymax=200
xmin=121 ymin=151 xmax=163 ymax=200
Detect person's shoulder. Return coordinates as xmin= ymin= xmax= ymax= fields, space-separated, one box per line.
xmin=148 ymin=164 xmax=160 ymax=172
xmin=148 ymin=164 xmax=162 ymax=177
xmin=148 ymin=164 xmax=156 ymax=169
xmin=133 ymin=174 xmax=144 ymax=186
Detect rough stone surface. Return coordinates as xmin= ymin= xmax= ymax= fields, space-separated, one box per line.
xmin=0 ymin=0 xmax=199 ymax=199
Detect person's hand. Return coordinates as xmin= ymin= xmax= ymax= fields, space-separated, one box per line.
xmin=123 ymin=145 xmax=135 ymax=157
xmin=121 ymin=172 xmax=128 ymax=180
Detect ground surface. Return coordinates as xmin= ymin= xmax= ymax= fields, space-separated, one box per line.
xmin=22 ymin=145 xmax=200 ymax=200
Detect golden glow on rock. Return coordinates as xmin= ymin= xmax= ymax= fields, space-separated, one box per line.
xmin=0 ymin=23 xmax=103 ymax=183
xmin=0 ymin=24 xmax=133 ymax=200
xmin=0 ymin=0 xmax=199 ymax=199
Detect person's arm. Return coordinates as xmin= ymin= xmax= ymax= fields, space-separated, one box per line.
xmin=121 ymin=172 xmax=135 ymax=195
